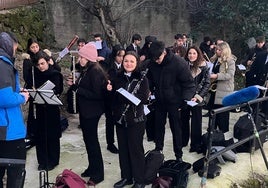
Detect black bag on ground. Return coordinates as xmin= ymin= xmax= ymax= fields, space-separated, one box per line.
xmin=144 ymin=150 xmax=164 ymax=184
xmin=193 ymin=156 xmax=221 ymax=179
xmin=158 ymin=160 xmax=191 ymax=188
xmin=200 ymin=130 xmax=225 ymax=154
xmin=234 ymin=113 xmax=267 ymax=152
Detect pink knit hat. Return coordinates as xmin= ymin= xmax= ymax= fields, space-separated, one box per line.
xmin=78 ymin=42 xmax=98 ymax=62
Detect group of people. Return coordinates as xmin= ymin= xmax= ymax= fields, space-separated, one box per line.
xmin=0 ymin=30 xmax=267 ymax=188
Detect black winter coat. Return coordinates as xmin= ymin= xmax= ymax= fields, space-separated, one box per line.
xmin=147 ymin=49 xmax=195 ymax=107
xmin=246 ymin=51 xmax=268 ymax=87
xmin=75 ymin=63 xmax=107 ymax=119
xmin=32 ymin=67 xmax=63 ymax=139
xmin=112 ymin=71 xmax=150 ymax=126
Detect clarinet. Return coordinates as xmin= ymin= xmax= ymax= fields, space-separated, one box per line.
xmin=117 ymin=68 xmax=148 ymax=125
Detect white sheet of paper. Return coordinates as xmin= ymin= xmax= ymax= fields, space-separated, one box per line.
xmin=39 ymin=80 xmax=55 ymax=90
xmin=185 ymin=100 xmax=198 ymax=107
xmin=116 ymin=87 xmax=141 ymax=106
xmin=58 ymin=47 xmax=69 ymax=58
xmin=237 ymin=64 xmax=246 ymax=71
xmin=207 ymin=61 xmax=214 ymax=74
xmin=144 ymin=105 xmax=150 ymax=115
xmin=94 ymin=41 xmax=102 ymax=50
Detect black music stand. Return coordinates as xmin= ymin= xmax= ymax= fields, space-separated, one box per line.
xmin=0 ymin=158 xmax=26 ymax=188
xmin=28 ymin=89 xmax=62 ymax=188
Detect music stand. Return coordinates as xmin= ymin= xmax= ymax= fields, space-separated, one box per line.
xmin=28 ymin=89 xmax=63 ymax=188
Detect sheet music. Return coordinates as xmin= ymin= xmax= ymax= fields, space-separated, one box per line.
xmin=94 ymin=41 xmax=102 ymax=50
xmin=28 ymin=89 xmax=63 ymax=105
xmin=237 ymin=64 xmax=246 ymax=71
xmin=144 ymin=105 xmax=150 ymax=115
xmin=39 ymin=80 xmax=55 ymax=90
xmin=116 ymin=87 xmax=141 ymax=106
xmin=58 ymin=47 xmax=69 ymax=58
xmin=207 ymin=61 xmax=214 ymax=74
xmin=185 ymin=100 xmax=198 ymax=107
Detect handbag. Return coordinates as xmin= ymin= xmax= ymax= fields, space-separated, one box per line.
xmin=54 ymin=169 xmax=87 ymax=188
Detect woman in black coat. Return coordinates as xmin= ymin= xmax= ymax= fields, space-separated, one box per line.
xmin=107 ymin=51 xmax=150 ymax=188
xmin=30 ymin=50 xmax=63 ymax=171
xmin=181 ymin=46 xmax=210 ymax=153
xmin=68 ymin=43 xmax=107 ymax=184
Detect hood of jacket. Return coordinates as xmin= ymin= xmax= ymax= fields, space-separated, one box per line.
xmin=0 ymin=32 xmax=15 ymax=62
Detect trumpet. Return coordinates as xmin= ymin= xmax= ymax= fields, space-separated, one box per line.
xmin=117 ymin=68 xmax=148 ymax=125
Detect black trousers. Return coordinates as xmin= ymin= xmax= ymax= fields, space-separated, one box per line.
xmin=181 ymin=105 xmax=203 ymax=147
xmin=154 ymin=104 xmax=183 ymax=159
xmin=104 ymin=104 xmax=116 ymax=145
xmin=35 ymin=136 xmax=60 ymax=168
xmin=0 ymin=139 xmax=26 ymax=188
xmin=80 ymin=115 xmax=104 ymax=180
xmin=116 ymin=122 xmax=145 ymax=184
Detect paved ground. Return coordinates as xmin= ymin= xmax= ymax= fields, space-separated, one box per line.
xmin=22 ymin=110 xmax=268 ymax=188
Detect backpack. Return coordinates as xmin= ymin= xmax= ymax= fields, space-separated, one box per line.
xmin=233 ymin=113 xmax=267 ymax=152
xmin=158 ymin=160 xmax=191 ymax=188
xmin=54 ymin=169 xmax=87 ymax=188
xmin=144 ymin=150 xmax=165 ymax=184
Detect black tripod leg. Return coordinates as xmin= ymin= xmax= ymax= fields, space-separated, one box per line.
xmin=248 ymin=113 xmax=268 ymax=170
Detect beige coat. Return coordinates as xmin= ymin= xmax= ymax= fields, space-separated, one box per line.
xmin=214 ymin=56 xmax=236 ymax=104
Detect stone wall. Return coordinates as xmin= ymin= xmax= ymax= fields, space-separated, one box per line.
xmin=46 ymin=0 xmax=190 ymax=48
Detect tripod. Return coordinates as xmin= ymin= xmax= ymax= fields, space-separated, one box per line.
xmin=28 ymin=89 xmax=62 ymax=188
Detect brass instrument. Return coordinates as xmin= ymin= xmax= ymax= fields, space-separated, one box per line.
xmin=209 ymin=78 xmax=217 ymax=92
xmin=117 ymin=68 xmax=148 ymax=125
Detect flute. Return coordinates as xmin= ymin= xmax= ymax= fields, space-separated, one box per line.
xmin=72 ymin=55 xmax=77 ymax=114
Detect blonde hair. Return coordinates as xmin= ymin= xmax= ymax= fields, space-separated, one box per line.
xmin=217 ymin=42 xmax=232 ymax=62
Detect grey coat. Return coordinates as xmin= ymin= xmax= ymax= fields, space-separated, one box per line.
xmin=214 ymin=56 xmax=236 ymax=105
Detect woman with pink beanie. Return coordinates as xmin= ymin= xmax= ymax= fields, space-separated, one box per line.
xmin=67 ymin=42 xmax=108 ymax=184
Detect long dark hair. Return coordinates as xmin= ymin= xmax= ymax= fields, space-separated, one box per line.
xmin=185 ymin=45 xmax=205 ymax=72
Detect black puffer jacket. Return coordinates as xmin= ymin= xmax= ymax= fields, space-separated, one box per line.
xmin=147 ymin=49 xmax=195 ymax=107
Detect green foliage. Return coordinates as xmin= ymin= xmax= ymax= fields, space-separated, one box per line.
xmin=189 ymin=0 xmax=267 ymax=90
xmin=190 ymin=0 xmax=268 ymax=58
xmin=231 ymin=173 xmax=268 ymax=188
xmin=0 ymin=6 xmax=54 ymax=51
